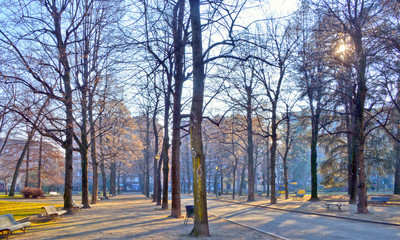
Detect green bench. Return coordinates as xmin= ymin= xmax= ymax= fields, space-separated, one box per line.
xmin=0 ymin=214 xmax=31 ymax=240
xmin=369 ymin=196 xmax=391 ymax=205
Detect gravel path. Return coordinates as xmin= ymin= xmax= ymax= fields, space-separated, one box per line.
xmin=8 ymin=193 xmax=276 ymax=240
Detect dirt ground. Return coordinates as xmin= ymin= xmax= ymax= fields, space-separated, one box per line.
xmin=7 ymin=194 xmax=277 ymax=240
xmin=217 ymin=193 xmax=400 ymax=225
xmin=5 ymin=193 xmax=400 ymax=239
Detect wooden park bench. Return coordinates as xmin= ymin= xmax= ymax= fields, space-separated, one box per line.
xmin=292 ymin=190 xmax=306 ymax=200
xmin=325 ymin=202 xmax=344 ymax=211
xmin=0 ymin=214 xmax=31 ymax=240
xmin=42 ymin=205 xmax=67 ymax=220
xmin=369 ymin=196 xmax=391 ymax=205
xmin=72 ymin=200 xmax=84 ymax=211
xmin=292 ymin=193 xmax=305 ymax=200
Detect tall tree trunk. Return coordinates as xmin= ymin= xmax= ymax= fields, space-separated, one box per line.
xmin=170 ymin=0 xmax=186 ymax=218
xmin=161 ymin=120 xmax=170 ymax=210
xmin=156 ymin=157 xmax=162 ymax=205
xmin=117 ymin=162 xmax=121 ymax=194
xmin=393 ymin=80 xmax=400 ymax=194
xmin=232 ymin=165 xmax=237 ymax=199
xmin=353 ymin=29 xmax=368 ymax=214
xmin=189 ymin=0 xmax=209 ymax=236
xmin=394 ymin=127 xmax=400 ymax=194
xmin=309 ymin=114 xmax=320 ymax=201
xmin=37 ymin=135 xmax=43 ymax=190
xmin=100 ymin=162 xmax=108 ymax=199
xmin=110 ymin=161 xmax=116 ymax=195
xmin=25 ymin=144 xmax=30 ymax=188
xmin=9 ymin=129 xmax=35 ymax=196
xmin=270 ymin=109 xmax=277 ymax=204
xmin=246 ymin=86 xmax=255 ymax=201
xmin=239 ymin=166 xmax=245 ymax=196
xmin=186 ymin=147 xmax=192 ymax=193
xmin=283 ymin=153 xmax=289 ymax=200
xmin=152 ymin=100 xmax=160 ymax=203
xmin=161 ymin=70 xmax=171 ymax=210
xmin=89 ymin=98 xmax=98 ymax=204
xmin=282 ymin=115 xmax=290 ymax=200
xmin=144 ymin=115 xmax=151 ymax=198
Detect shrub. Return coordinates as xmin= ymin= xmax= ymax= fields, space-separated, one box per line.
xmin=20 ymin=188 xmax=45 ymax=198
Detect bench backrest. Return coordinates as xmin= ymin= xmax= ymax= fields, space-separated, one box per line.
xmin=0 ymin=214 xmax=17 ymax=227
xmin=43 ymin=205 xmax=58 ymax=214
xmin=371 ymin=197 xmax=390 ymax=201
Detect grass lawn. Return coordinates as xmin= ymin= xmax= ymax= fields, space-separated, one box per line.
xmin=0 ymin=194 xmax=23 ymax=199
xmin=0 ymin=201 xmax=63 ymax=220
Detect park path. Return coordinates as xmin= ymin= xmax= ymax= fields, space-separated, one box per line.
xmin=8 ymin=193 xmax=275 ymax=240
xmin=181 ymin=196 xmax=400 ymax=240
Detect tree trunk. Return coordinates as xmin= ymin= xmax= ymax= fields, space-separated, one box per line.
xmin=161 ymin=127 xmax=170 ymax=210
xmin=394 ymin=131 xmax=400 ymax=194
xmin=144 ymin=115 xmax=151 ymax=198
xmin=152 ymin=101 xmax=160 ymax=203
xmin=156 ymin=157 xmax=162 ymax=205
xmin=99 ymin=116 xmax=108 ymax=200
xmin=309 ymin=114 xmax=320 ymax=201
xmin=239 ymin=166 xmax=245 ymax=196
xmin=170 ymin=0 xmax=186 ymax=218
xmin=161 ymin=71 xmax=171 ymax=210
xmin=100 ymin=162 xmax=108 ymax=199
xmin=283 ymin=156 xmax=289 ymax=200
xmin=9 ymin=128 xmax=35 ymax=196
xmin=37 ymin=135 xmax=43 ymax=190
xmin=187 ymin=148 xmax=192 ymax=193
xmin=353 ymin=29 xmax=368 ymax=214
xmin=110 ymin=161 xmax=116 ymax=195
xmin=117 ymin=162 xmax=121 ymax=194
xmin=220 ymin=166 xmax=223 ymax=195
xmin=189 ymin=0 xmax=210 ymax=236
xmin=393 ymin=80 xmax=400 ymax=194
xmin=25 ymin=144 xmax=30 ymax=188
xmin=270 ymin=110 xmax=277 ymax=204
xmin=232 ymin=165 xmax=237 ymax=200
xmin=246 ymin=86 xmax=255 ymax=201
xmin=89 ymin=98 xmax=98 ymax=204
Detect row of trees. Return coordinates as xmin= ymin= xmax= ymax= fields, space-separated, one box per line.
xmin=1 ymin=0 xmax=399 ymax=237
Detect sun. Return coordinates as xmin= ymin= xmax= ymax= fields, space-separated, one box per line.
xmin=337 ymin=44 xmax=347 ymax=53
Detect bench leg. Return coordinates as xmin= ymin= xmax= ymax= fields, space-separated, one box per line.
xmin=1 ymin=229 xmax=10 ymax=240
xmin=337 ymin=205 xmax=342 ymax=211
xmin=325 ymin=204 xmax=330 ymax=210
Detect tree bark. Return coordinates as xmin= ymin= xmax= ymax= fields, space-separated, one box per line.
xmin=246 ymin=86 xmax=255 ymax=201
xmin=89 ymin=94 xmax=98 ymax=204
xmin=37 ymin=135 xmax=43 ymax=190
xmin=110 ymin=161 xmax=116 ymax=195
xmin=9 ymin=128 xmax=35 ymax=196
xmin=170 ymin=0 xmax=186 ymax=218
xmin=152 ymin=99 xmax=160 ymax=203
xmin=394 ymin=127 xmax=400 ymax=194
xmin=161 ymin=101 xmax=170 ymax=209
xmin=353 ymin=29 xmax=368 ymax=213
xmin=239 ymin=166 xmax=245 ymax=196
xmin=25 ymin=143 xmax=30 ymax=188
xmin=189 ymin=0 xmax=210 ymax=236
xmin=270 ymin=109 xmax=277 ymax=204
xmin=309 ymin=113 xmax=320 ymax=201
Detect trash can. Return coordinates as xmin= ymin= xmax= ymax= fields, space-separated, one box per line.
xmin=184 ymin=205 xmax=194 ymax=224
